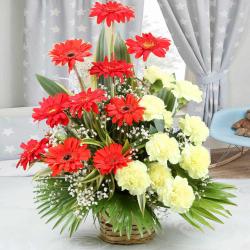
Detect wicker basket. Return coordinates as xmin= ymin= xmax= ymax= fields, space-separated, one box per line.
xmin=99 ymin=218 xmax=155 ymax=245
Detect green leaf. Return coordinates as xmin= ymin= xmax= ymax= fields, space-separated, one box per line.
xmin=137 ymin=194 xmax=146 ymax=215
xmin=157 ymin=87 xmax=176 ymax=112
xmin=192 ymin=207 xmax=223 ymax=224
xmin=81 ymin=138 xmax=104 ymax=148
xmin=95 ymin=26 xmax=108 ymax=62
xmin=114 ymin=32 xmax=131 ymax=63
xmin=150 ymin=79 xmax=163 ymax=94
xmin=180 ymin=213 xmax=203 ymax=231
xmin=154 ymin=119 xmax=165 ymax=132
xmin=189 ymin=210 xmax=214 ymax=230
xmin=36 ymin=74 xmax=70 ymax=96
xmin=122 ymin=139 xmax=130 ymax=154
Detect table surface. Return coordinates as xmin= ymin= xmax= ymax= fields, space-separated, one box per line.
xmin=0 ymin=177 xmax=249 ymax=250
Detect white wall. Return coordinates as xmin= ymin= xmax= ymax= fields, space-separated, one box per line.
xmin=0 ymin=0 xmax=25 ymax=108
xmin=228 ymin=20 xmax=250 ymax=108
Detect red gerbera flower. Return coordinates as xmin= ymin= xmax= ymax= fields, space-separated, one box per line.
xmin=126 ymin=33 xmax=171 ymax=61
xmin=67 ymin=88 xmax=107 ymax=118
xmin=89 ymin=57 xmax=134 ymax=82
xmin=93 ymin=143 xmax=131 ymax=175
xmin=89 ymin=1 xmax=135 ymax=27
xmin=45 ymin=137 xmax=91 ymax=176
xmin=32 ymin=93 xmax=69 ymax=128
xmin=17 ymin=138 xmax=49 ymax=170
xmin=49 ymin=39 xmax=92 ymax=72
xmin=106 ymin=94 xmax=144 ymax=126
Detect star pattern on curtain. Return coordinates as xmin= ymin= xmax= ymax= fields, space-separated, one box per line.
xmin=23 ymin=0 xmax=144 ymax=106
xmin=158 ymin=0 xmax=250 ymax=125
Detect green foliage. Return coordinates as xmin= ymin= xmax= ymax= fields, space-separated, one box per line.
xmin=114 ymin=32 xmax=131 ymax=63
xmin=150 ymin=79 xmax=163 ymax=94
xmin=157 ymin=87 xmax=176 ymax=112
xmin=181 ymin=181 xmax=236 ymax=231
xmin=153 ymin=119 xmax=165 ymax=132
xmin=93 ymin=192 xmax=160 ymax=239
xmin=36 ymin=74 xmax=70 ymax=96
xmin=34 ymin=177 xmax=86 ymax=237
xmin=95 ymin=26 xmax=108 ymax=62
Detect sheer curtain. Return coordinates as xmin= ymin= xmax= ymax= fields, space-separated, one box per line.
xmin=157 ymin=0 xmax=250 ymax=125
xmin=23 ymin=0 xmax=144 ymax=106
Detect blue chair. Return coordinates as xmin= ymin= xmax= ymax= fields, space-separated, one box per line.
xmin=210 ymin=107 xmax=250 ymax=167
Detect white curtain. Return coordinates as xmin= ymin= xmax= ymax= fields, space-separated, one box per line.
xmin=23 ymin=0 xmax=144 ymax=106
xmin=157 ymin=0 xmax=250 ymax=125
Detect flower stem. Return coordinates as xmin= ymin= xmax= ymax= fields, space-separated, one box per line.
xmin=73 ymin=65 xmax=85 ymax=91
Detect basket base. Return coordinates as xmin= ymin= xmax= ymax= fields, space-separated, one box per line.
xmin=99 ymin=221 xmax=155 ymax=245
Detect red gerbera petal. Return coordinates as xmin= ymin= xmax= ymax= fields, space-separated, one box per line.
xmin=93 ymin=143 xmax=131 ymax=175
xmin=67 ymin=88 xmax=107 ymax=118
xmin=89 ymin=1 xmax=135 ymax=27
xmin=126 ymin=33 xmax=171 ymax=61
xmin=106 ymin=94 xmax=144 ymax=126
xmin=49 ymin=39 xmax=92 ymax=72
xmin=89 ymin=56 xmax=134 ymax=82
xmin=44 ymin=137 xmax=91 ymax=176
xmin=17 ymin=138 xmax=49 ymax=170
xmin=32 ymin=93 xmax=69 ymax=128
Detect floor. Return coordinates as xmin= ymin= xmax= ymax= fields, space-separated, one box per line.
xmin=210 ymin=148 xmax=250 ymax=178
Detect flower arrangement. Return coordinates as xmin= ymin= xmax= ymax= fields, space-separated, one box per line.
xmin=17 ymin=1 xmax=236 ymax=245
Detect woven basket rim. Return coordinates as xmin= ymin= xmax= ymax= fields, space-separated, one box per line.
xmin=99 ymin=218 xmax=155 ymax=245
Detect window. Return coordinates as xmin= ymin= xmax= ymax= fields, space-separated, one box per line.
xmin=142 ymin=0 xmax=186 ymax=80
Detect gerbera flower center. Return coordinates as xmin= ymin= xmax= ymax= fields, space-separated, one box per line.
xmin=67 ymin=52 xmax=75 ymax=58
xmin=106 ymin=6 xmax=119 ymax=12
xmin=63 ymin=154 xmax=72 ymax=161
xmin=121 ymin=105 xmax=131 ymax=112
xmin=48 ymin=108 xmax=58 ymax=114
xmin=142 ymin=41 xmax=156 ymax=49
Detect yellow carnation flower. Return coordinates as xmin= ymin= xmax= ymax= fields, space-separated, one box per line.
xmin=139 ymin=95 xmax=166 ymax=121
xmin=180 ymin=145 xmax=210 ymax=179
xmin=148 ymin=162 xmax=173 ymax=191
xmin=172 ymin=80 xmax=202 ymax=103
xmin=159 ymin=176 xmax=195 ymax=213
xmin=179 ymin=114 xmax=209 ymax=145
xmin=144 ymin=66 xmax=175 ymax=89
xmin=163 ymin=110 xmax=173 ymax=129
xmin=115 ymin=161 xmax=151 ymax=196
xmin=146 ymin=133 xmax=181 ymax=164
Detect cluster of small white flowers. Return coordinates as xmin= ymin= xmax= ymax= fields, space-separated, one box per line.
xmin=176 ymin=131 xmax=190 ymax=149
xmin=75 ymin=179 xmax=111 ymax=214
xmin=116 ymin=83 xmax=140 ymax=98
xmin=75 ymin=125 xmax=97 ymax=139
xmin=47 ymin=126 xmax=65 ymax=146
xmin=99 ymin=114 xmax=110 ymax=128
xmin=125 ymin=125 xmax=150 ymax=142
xmin=97 ymin=84 xmax=111 ymax=99
xmin=65 ymin=168 xmax=88 ymax=197
xmin=77 ymin=187 xmax=97 ymax=208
